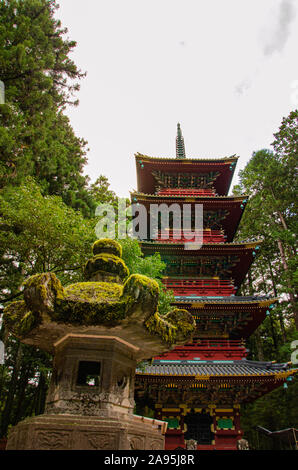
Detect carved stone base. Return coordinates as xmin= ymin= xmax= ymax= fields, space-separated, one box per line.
xmin=6 ymin=413 xmax=166 ymax=450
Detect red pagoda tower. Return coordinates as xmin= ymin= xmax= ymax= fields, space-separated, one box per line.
xmin=132 ymin=124 xmax=297 ymax=450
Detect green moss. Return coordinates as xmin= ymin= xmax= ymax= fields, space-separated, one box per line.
xmin=53 ymin=281 xmax=126 ymax=326
xmin=84 ymin=253 xmax=129 ymax=281
xmin=122 ymin=274 xmax=159 ymax=299
xmin=23 ymin=273 xmax=64 ymax=298
xmin=3 ymin=301 xmax=40 ymax=336
xmin=145 ymin=308 xmax=195 ymax=345
xmin=19 ymin=311 xmax=37 ymax=334
xmin=3 ymin=239 xmax=194 ymax=347
xmin=122 ymin=274 xmax=160 ymax=318
xmin=64 ymin=282 xmax=123 ymax=302
xmin=164 ymin=308 xmax=195 ymax=338
xmin=23 ymin=272 xmax=65 ymax=312
xmin=92 ymin=239 xmax=122 ymax=258
xmin=145 ymin=311 xmax=178 ymax=344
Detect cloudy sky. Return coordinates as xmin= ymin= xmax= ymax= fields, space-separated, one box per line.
xmin=56 ymin=0 xmax=298 ymax=197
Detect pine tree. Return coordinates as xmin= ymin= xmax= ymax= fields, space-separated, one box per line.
xmin=0 ymin=0 xmax=93 ymax=216
xmin=233 ymin=148 xmax=297 ymax=328
xmin=233 ymin=111 xmax=298 ymax=447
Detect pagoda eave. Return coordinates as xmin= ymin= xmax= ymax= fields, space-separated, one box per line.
xmin=172 ymin=296 xmax=278 ymax=307
xmin=140 ymin=241 xmax=261 ymax=288
xmin=140 ymin=241 xmax=262 ymax=251
xmin=135 ymin=153 xmax=239 ymax=163
xmin=131 ymin=193 xmax=248 ymax=241
xmin=131 ymin=191 xmax=247 ymax=201
xmin=135 ymin=362 xmax=297 ymax=403
xmin=171 ymin=298 xmax=277 ymax=338
xmin=135 ymin=153 xmax=239 ymax=196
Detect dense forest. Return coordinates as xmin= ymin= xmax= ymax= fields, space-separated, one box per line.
xmin=0 ymin=0 xmax=297 ymax=450
xmin=233 ymin=115 xmax=298 ymax=449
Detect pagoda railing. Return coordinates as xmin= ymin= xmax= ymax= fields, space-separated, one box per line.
xmin=163 ymin=278 xmax=236 ymax=296
xmin=183 ymin=339 xmax=245 ymax=349
xmin=156 ymin=188 xmax=216 ymax=197
xmin=155 ymin=339 xmax=247 ymax=361
xmin=155 ymin=229 xmax=226 ymax=243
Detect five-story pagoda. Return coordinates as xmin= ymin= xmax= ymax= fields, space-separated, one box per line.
xmin=131 ymin=124 xmax=297 ymax=451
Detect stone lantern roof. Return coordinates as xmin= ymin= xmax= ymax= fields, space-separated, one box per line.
xmin=3 ymin=239 xmax=196 ymax=450
xmin=4 ymin=238 xmax=195 ymax=360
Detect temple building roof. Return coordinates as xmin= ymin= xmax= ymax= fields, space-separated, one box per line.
xmin=140 ymin=241 xmax=262 ymax=288
xmin=131 ymin=191 xmax=246 ymax=201
xmin=173 ymin=295 xmax=275 ymax=304
xmin=135 ymin=153 xmax=238 ymax=196
xmin=130 ymin=193 xmax=248 ymax=241
xmin=137 ymin=359 xmax=296 ymax=380
xmin=135 ymin=359 xmax=297 ymax=404
xmin=171 ymin=296 xmax=278 ymax=339
xmin=135 ymin=152 xmax=239 ymax=164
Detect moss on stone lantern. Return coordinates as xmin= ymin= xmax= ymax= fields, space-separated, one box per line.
xmin=3 ymin=239 xmax=195 ymax=450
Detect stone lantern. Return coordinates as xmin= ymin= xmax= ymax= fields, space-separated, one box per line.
xmin=3 ymin=239 xmax=195 ymax=450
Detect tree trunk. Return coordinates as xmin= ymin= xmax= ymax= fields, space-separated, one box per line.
xmin=12 ymin=363 xmax=31 ymax=425
xmin=34 ymin=370 xmax=48 ymax=416
xmin=260 ymin=270 xmax=279 ymax=354
xmin=267 ymin=257 xmax=287 ymax=342
xmin=247 ymin=271 xmax=265 ymax=360
xmin=254 ymin=329 xmax=265 ymax=361
xmin=0 ymin=341 xmax=22 ymax=437
xmin=277 ymin=238 xmax=298 ymax=328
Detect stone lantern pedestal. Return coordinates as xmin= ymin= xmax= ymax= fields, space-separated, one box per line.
xmin=4 ymin=239 xmax=195 ymax=450
xmin=7 ymin=334 xmax=167 ymax=450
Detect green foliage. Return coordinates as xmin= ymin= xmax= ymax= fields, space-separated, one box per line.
xmin=0 ymin=1 xmax=121 ymax=439
xmin=233 ymin=146 xmax=297 ymax=326
xmin=88 ymin=175 xmax=118 ymax=207
xmin=234 ymin=110 xmax=298 ymax=448
xmin=241 ymin=377 xmax=298 ymax=450
xmin=0 ymin=178 xmax=95 ymax=303
xmin=118 ymin=237 xmax=175 ymax=315
xmin=0 ymin=0 xmax=94 ymax=216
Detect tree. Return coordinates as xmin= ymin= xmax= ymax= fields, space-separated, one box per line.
xmin=232 ymin=111 xmax=298 ymax=447
xmin=88 ymin=175 xmax=117 ymax=207
xmin=0 ymin=178 xmax=97 ymax=437
xmin=119 ymin=237 xmax=175 ymax=316
xmin=233 ymin=148 xmax=297 ymax=328
xmin=0 ymin=183 xmax=176 ymax=437
xmin=0 ymin=0 xmax=122 ymax=440
xmin=0 ymin=178 xmax=96 ymax=305
xmin=0 ymin=0 xmax=93 ymax=216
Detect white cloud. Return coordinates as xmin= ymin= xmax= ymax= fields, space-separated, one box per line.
xmin=263 ymin=0 xmax=296 ymax=56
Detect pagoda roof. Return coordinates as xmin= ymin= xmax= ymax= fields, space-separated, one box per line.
xmin=140 ymin=240 xmax=261 ymax=251
xmin=137 ymin=358 xmax=294 ymax=378
xmin=140 ymin=241 xmax=262 ymax=288
xmin=173 ymin=295 xmax=275 ymax=305
xmin=131 ymin=192 xmax=247 ymax=241
xmin=135 ymin=360 xmax=297 ymax=404
xmin=135 ymin=153 xmax=238 ymax=196
xmin=135 ymin=152 xmax=239 ymax=164
xmin=172 ymin=296 xmax=277 ymax=339
xmin=131 ymin=191 xmax=246 ymax=201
